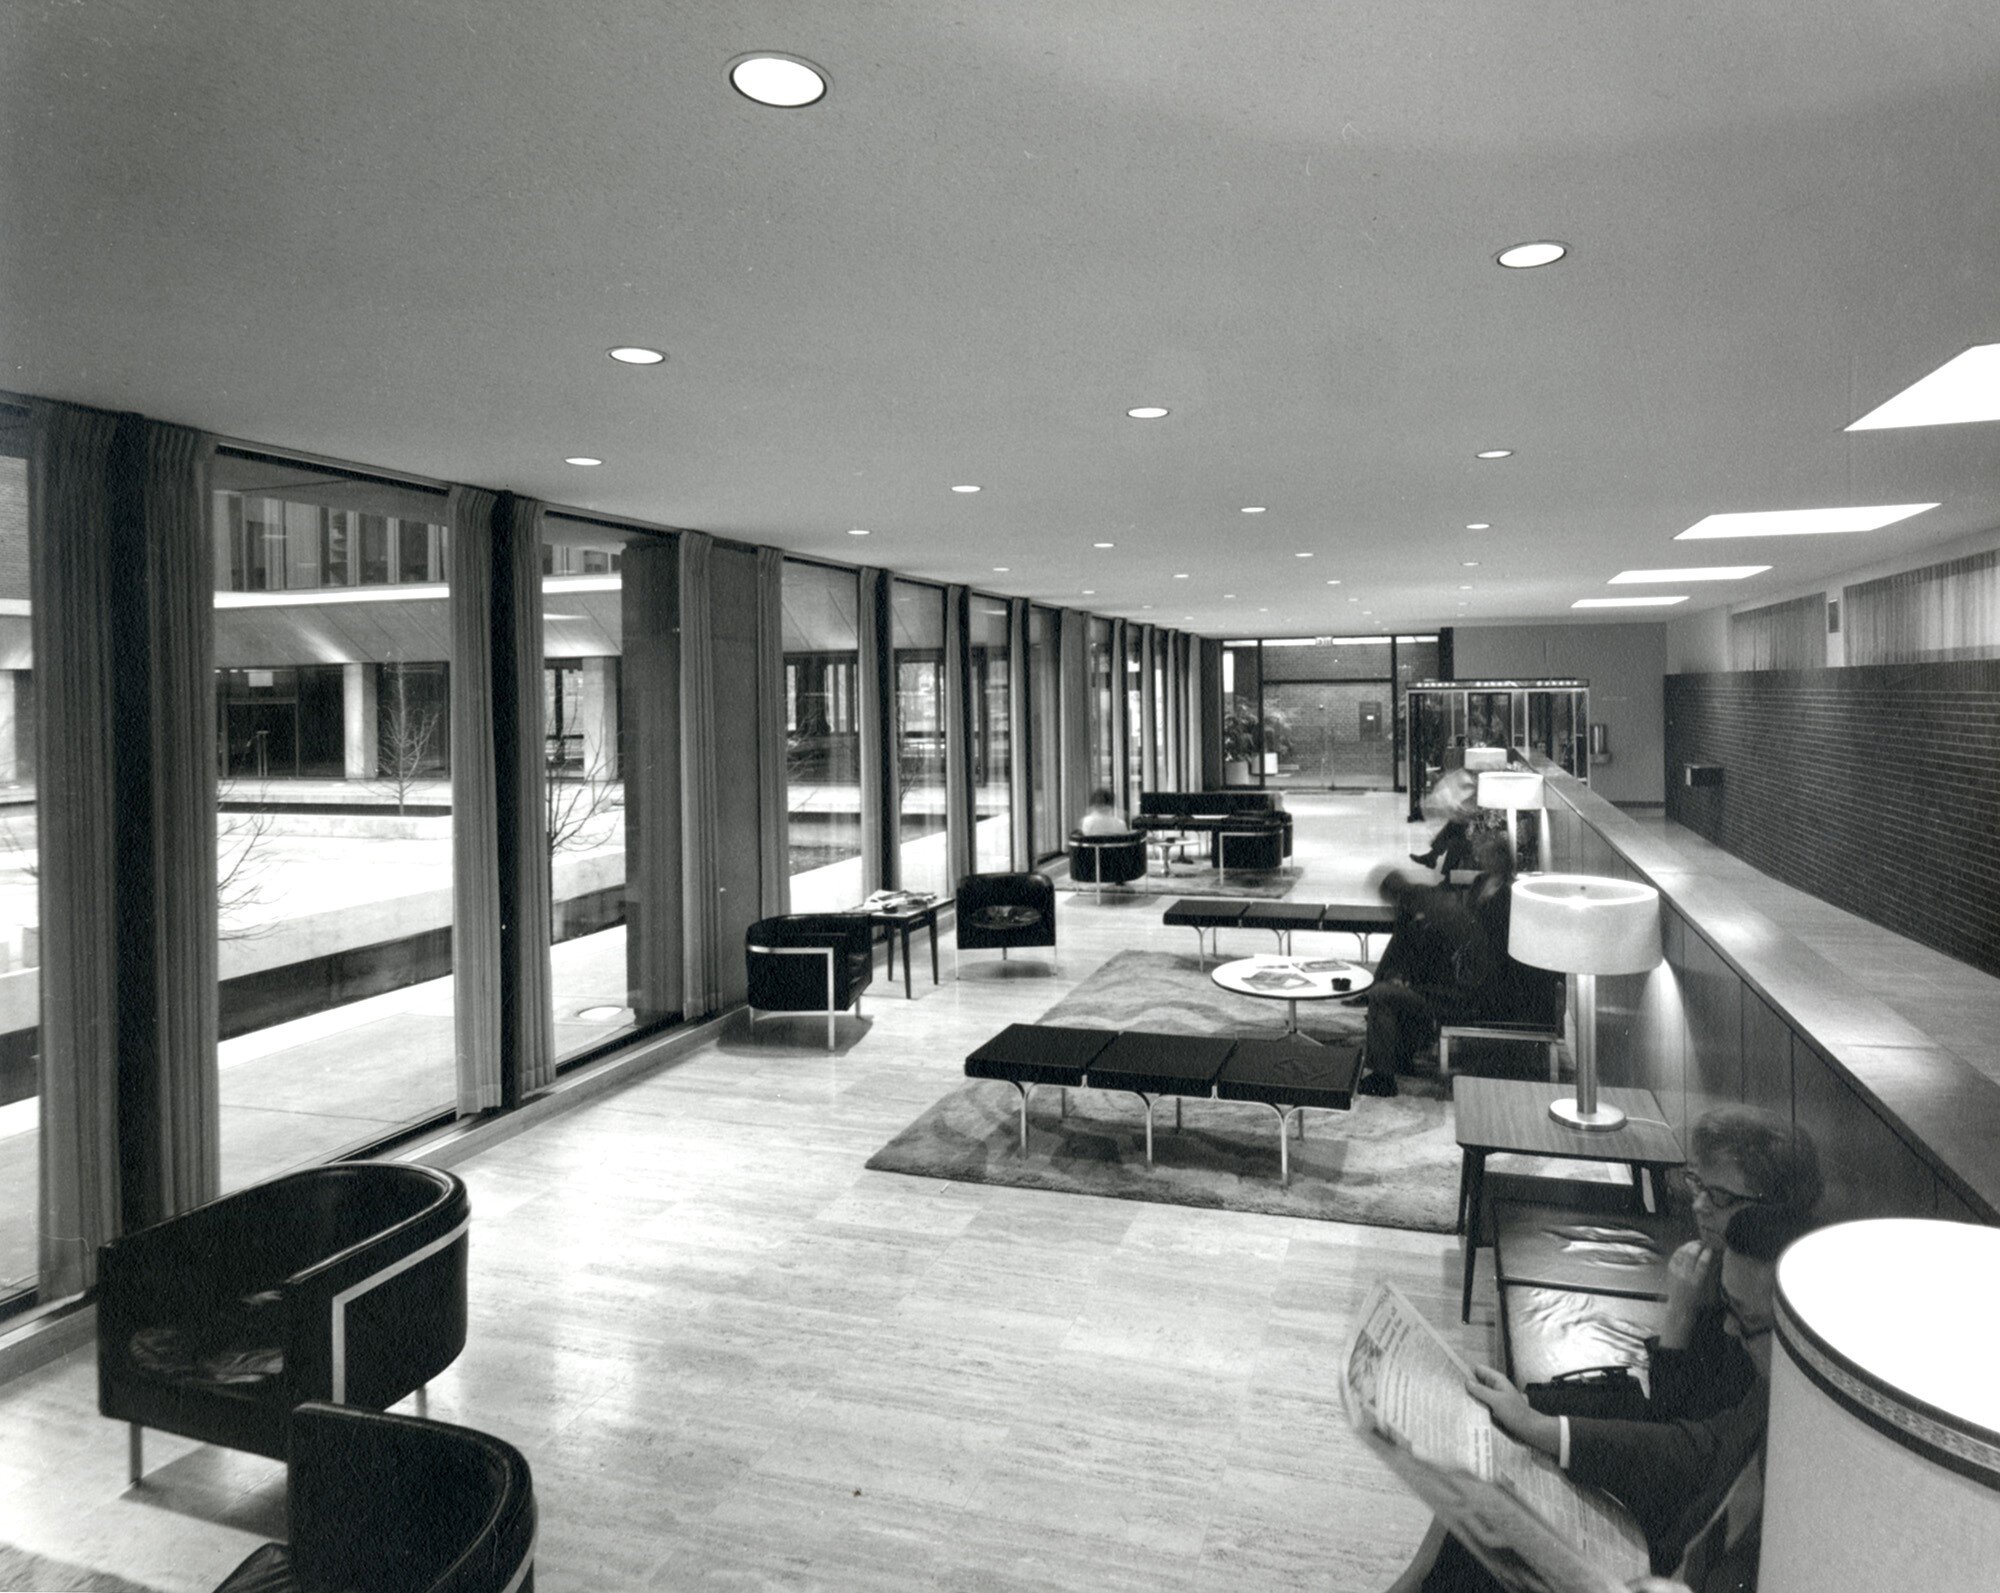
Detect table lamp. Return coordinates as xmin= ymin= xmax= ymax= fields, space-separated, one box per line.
xmin=1761 ymin=1219 xmax=2000 ymax=1593
xmin=1477 ymin=769 xmax=1544 ymax=871
xmin=1508 ymin=874 xmax=1660 ymax=1131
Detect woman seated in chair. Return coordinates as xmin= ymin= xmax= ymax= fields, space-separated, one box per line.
xmin=1357 ymin=831 xmax=1515 ymax=1097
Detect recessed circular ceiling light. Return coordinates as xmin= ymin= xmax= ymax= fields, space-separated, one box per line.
xmin=1174 ymin=572 xmax=1189 ymax=580
xmin=1462 ymin=560 xmax=1480 ymax=567
xmin=1141 ymin=604 xmax=1155 ymax=610
xmin=1258 ymin=607 xmax=1269 ymax=613
xmin=1082 ymin=589 xmax=1096 ymax=596
xmin=1496 ymin=240 xmax=1568 ymax=269
xmin=608 ymin=346 xmax=666 ymax=365
xmin=1093 ymin=541 xmax=1115 ymax=548
xmin=1361 ymin=609 xmax=1373 ymax=615
xmin=728 ymin=53 xmax=828 ymax=108
xmin=1459 ymin=584 xmax=1473 ymax=590
xmin=564 ymin=456 xmax=603 ymax=467
xmin=1126 ymin=406 xmax=1170 ymax=419
xmin=1224 ymin=593 xmax=1236 ymax=599
xmin=992 ymin=567 xmax=1009 ymax=573
xmin=1347 ymin=597 xmax=1360 ymax=603
xmin=1241 ymin=506 xmax=1266 ymax=515
xmin=1466 ymin=522 xmax=1491 ymax=530
xmin=1325 ymin=579 xmax=1341 ymax=586
xmin=952 ymin=484 xmax=981 ymax=493
xmin=847 ymin=527 xmax=870 ymax=536
xmin=1476 ymin=449 xmax=1514 ymax=460
xmin=1295 ymin=552 xmax=1313 ymax=559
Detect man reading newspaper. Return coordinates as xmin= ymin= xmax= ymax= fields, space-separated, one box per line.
xmin=1344 ymin=1205 xmax=1806 ymax=1593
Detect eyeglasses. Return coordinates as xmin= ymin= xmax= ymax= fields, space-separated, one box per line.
xmin=1673 ymin=1168 xmax=1768 ymax=1211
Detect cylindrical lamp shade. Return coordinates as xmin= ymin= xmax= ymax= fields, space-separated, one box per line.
xmin=1762 ymin=1219 xmax=2000 ymax=1593
xmin=1476 ymin=770 xmax=1544 ymax=811
xmin=1508 ymin=875 xmax=1660 ymax=975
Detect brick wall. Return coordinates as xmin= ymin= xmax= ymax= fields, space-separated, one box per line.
xmin=1664 ymin=662 xmax=2000 ymax=976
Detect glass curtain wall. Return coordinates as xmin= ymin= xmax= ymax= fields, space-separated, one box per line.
xmin=782 ymin=560 xmax=862 ymax=912
xmin=0 ymin=439 xmax=33 ymax=1298
xmin=969 ymin=597 xmax=1012 ymax=871
xmin=210 ymin=457 xmax=455 ymax=1192
xmin=1028 ymin=605 xmax=1061 ymax=857
xmin=1087 ymin=617 xmax=1114 ymax=796
xmin=891 ymin=580 xmax=947 ymax=897
xmin=1124 ymin=627 xmax=1143 ymax=800
xmin=541 ymin=517 xmax=676 ymax=1061
xmin=1221 ymin=641 xmax=1264 ymax=785
xmin=1153 ymin=641 xmax=1168 ymax=790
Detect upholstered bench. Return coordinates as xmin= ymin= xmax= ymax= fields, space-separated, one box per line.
xmin=1082 ymin=1032 xmax=1236 ymax=1159
xmin=1216 ymin=1036 xmax=1363 ymax=1184
xmin=1491 ymin=1197 xmax=1681 ymax=1384
xmin=964 ymin=1022 xmax=1115 ymax=1151
xmin=1235 ymin=902 xmax=1327 ymax=953
xmin=1162 ymin=898 xmax=1252 ymax=965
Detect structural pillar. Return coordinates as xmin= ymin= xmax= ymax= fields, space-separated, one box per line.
xmin=343 ymin=662 xmax=378 ymax=779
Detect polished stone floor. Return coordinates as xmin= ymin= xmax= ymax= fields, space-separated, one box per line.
xmin=0 ymin=793 xmax=1492 ymax=1593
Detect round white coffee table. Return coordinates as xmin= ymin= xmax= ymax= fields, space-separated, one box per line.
xmin=1210 ymin=954 xmax=1374 ymax=1035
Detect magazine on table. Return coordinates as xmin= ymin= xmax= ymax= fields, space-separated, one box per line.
xmin=1241 ymin=967 xmax=1314 ymax=991
xmin=1340 ymin=1282 xmax=1650 ymax=1593
xmin=856 ymin=889 xmax=937 ymax=914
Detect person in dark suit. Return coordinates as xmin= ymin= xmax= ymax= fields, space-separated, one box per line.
xmin=1358 ymin=832 xmax=1516 ymax=1096
xmin=1419 ymin=1205 xmax=1816 ymax=1591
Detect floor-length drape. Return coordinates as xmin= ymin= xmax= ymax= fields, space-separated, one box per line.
xmin=141 ymin=421 xmax=220 ymax=1214
xmin=944 ymin=585 xmax=974 ymax=890
xmin=1180 ymin=633 xmax=1202 ymax=791
xmin=30 ymin=403 xmax=125 ymax=1298
xmin=1007 ymin=598 xmax=1032 ymax=869
xmin=621 ymin=539 xmax=683 ymax=1022
xmin=755 ymin=546 xmax=790 ymax=915
xmin=1139 ymin=624 xmax=1158 ymax=794
xmin=856 ymin=568 xmax=889 ymax=891
xmin=680 ymin=531 xmax=722 ymax=1016
xmin=1165 ymin=630 xmax=1185 ymax=788
xmin=1059 ymin=609 xmax=1091 ymax=833
xmin=449 ymin=486 xmax=505 ymax=1113
xmin=1109 ymin=617 xmax=1130 ymax=814
xmin=495 ymin=494 xmax=555 ymax=1101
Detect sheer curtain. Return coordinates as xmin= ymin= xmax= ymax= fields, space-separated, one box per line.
xmin=449 ymin=486 xmax=504 ymax=1112
xmin=1007 ymin=598 xmax=1032 ymax=869
xmin=856 ymin=568 xmax=888 ymax=891
xmin=1845 ymin=550 xmax=2000 ymax=664
xmin=944 ymin=585 xmax=974 ymax=891
xmin=1729 ymin=594 xmax=1826 ymax=671
xmin=495 ymin=494 xmax=554 ymax=1100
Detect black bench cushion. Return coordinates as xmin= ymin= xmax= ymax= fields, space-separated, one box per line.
xmin=1314 ymin=902 xmax=1398 ymax=936
xmin=964 ymin=1023 xmax=1115 ymax=1087
xmin=1084 ymin=1032 xmax=1235 ymax=1097
xmin=1162 ymin=899 xmax=1253 ymax=928
xmin=1503 ymin=1285 xmax=1673 ymax=1387
xmin=1216 ymin=1038 xmax=1362 ymax=1110
xmin=1236 ymin=902 xmax=1324 ymax=930
xmin=1492 ymin=1199 xmax=1679 ymax=1299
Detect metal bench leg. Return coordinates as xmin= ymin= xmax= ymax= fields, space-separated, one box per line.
xmin=1140 ymin=1094 xmax=1155 ymax=1163
xmin=415 ymin=1383 xmax=429 ymax=1418
xmin=1174 ymin=1096 xmax=1182 ymax=1131
xmin=129 ymin=1424 xmax=143 ymax=1486
xmin=1060 ymin=1087 xmax=1068 ymax=1119
xmin=1438 ymin=1032 xmax=1452 ymax=1078
xmin=1011 ymin=1081 xmax=1039 ymax=1154
xmin=1547 ymin=1040 xmax=1560 ymax=1083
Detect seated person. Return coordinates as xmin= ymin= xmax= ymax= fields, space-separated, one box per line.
xmin=1076 ymin=786 xmax=1130 ymax=837
xmin=1422 ymin=1203 xmax=1816 ymax=1591
xmin=1358 ymin=832 xmax=1515 ymax=1095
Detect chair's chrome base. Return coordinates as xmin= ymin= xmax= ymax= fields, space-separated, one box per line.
xmin=129 ymin=1422 xmax=143 ymax=1485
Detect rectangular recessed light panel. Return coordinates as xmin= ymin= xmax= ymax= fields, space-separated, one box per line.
xmin=1608 ymin=566 xmax=1770 ymax=583
xmin=1847 ymin=344 xmax=2000 ymax=429
xmin=1571 ymin=596 xmax=1688 ymax=608
xmin=1675 ymin=504 xmax=1936 ymax=539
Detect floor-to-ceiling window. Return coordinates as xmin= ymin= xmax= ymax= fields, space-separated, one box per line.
xmin=542 ymin=517 xmax=676 ymax=1061
xmin=969 ymin=597 xmax=1012 ymax=872
xmin=891 ymin=580 xmax=947 ymax=896
xmin=210 ymin=456 xmax=456 ymax=1192
xmin=1087 ymin=616 xmax=1114 ymax=796
xmin=1028 ymin=605 xmax=1061 ymax=857
xmin=0 ymin=436 xmax=33 ymax=1298
xmin=1153 ymin=640 xmax=1169 ymax=790
xmin=1124 ymin=626 xmax=1143 ymax=799
xmin=1222 ymin=640 xmax=1264 ymax=786
xmin=782 ymin=560 xmax=862 ymax=912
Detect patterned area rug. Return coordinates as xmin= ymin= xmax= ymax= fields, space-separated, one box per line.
xmin=0 ymin=1546 xmax=170 ymax=1593
xmin=866 ymin=949 xmax=1464 ymax=1231
xmin=1055 ymin=865 xmax=1301 ymax=900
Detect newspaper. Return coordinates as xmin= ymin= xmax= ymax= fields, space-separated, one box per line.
xmin=1341 ymin=1283 xmax=1651 ymax=1593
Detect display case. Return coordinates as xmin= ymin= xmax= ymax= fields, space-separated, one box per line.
xmin=1405 ymin=678 xmax=1590 ymax=819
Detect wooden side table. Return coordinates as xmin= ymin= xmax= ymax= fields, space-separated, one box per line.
xmin=1452 ymin=1076 xmax=1683 ymax=1322
xmin=869 ymin=901 xmax=941 ymax=999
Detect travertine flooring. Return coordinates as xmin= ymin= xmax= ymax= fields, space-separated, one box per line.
xmin=0 ymin=794 xmax=1492 ymax=1592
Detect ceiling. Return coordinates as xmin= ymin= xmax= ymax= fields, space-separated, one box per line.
xmin=4 ymin=1 xmax=1998 ymax=636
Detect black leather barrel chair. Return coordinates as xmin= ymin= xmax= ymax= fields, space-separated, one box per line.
xmin=1213 ymin=814 xmax=1286 ymax=872
xmin=99 ymin=1162 xmax=469 ymax=1482
xmin=955 ymin=871 xmax=1058 ymax=974
xmin=214 ymin=1402 xmax=536 ymax=1593
xmin=1067 ymin=831 xmax=1147 ymax=893
xmin=745 ymin=913 xmax=874 ymax=1049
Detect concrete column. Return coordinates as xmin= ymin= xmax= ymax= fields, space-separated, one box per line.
xmin=344 ymin=662 xmax=379 ymax=779
xmin=0 ymin=671 xmax=19 ymax=785
xmin=580 ymin=656 xmax=618 ymax=778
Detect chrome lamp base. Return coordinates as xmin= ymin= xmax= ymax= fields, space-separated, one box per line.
xmin=1548 ymin=1096 xmax=1627 ymax=1132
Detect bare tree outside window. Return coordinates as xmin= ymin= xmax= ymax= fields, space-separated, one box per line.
xmin=377 ymin=667 xmax=441 ymax=815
